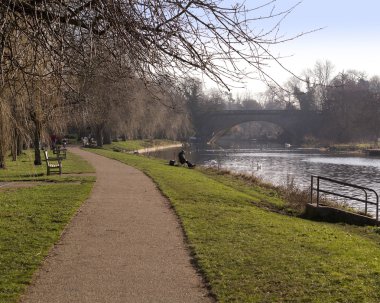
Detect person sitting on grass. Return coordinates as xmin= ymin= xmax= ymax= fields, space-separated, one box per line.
xmin=178 ymin=150 xmax=195 ymax=168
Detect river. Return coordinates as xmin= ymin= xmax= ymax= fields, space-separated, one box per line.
xmin=152 ymin=142 xmax=380 ymax=215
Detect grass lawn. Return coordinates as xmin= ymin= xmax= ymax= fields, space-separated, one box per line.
xmin=104 ymin=139 xmax=180 ymax=152
xmin=0 ymin=149 xmax=95 ymax=181
xmin=0 ymin=149 xmax=95 ymax=302
xmin=90 ymin=148 xmax=380 ymax=303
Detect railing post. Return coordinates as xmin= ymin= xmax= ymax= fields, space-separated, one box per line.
xmin=317 ymin=177 xmax=320 ymax=207
xmin=310 ymin=176 xmax=313 ymax=204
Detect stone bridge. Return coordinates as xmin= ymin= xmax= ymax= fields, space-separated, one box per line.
xmin=195 ymin=110 xmax=322 ymax=143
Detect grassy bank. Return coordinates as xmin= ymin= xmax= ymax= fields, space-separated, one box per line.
xmin=327 ymin=143 xmax=374 ymax=153
xmin=105 ymin=139 xmax=181 ymax=152
xmin=0 ymin=150 xmax=95 ymax=302
xmin=90 ymin=148 xmax=380 ymax=303
xmin=302 ymin=142 xmax=377 ymax=153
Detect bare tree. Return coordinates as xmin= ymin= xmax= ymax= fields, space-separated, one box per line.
xmin=311 ymin=60 xmax=334 ymax=110
xmin=261 ymin=83 xmax=297 ymax=110
xmin=1 ymin=1 xmax=307 ymax=89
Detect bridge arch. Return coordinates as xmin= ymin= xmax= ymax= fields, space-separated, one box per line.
xmin=209 ymin=121 xmax=293 ymax=144
xmin=195 ymin=110 xmax=321 ymax=144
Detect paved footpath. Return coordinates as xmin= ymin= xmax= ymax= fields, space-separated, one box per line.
xmin=21 ymin=147 xmax=213 ymax=303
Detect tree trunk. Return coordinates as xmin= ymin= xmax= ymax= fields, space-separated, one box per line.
xmin=11 ymin=127 xmax=18 ymax=161
xmin=23 ymin=140 xmax=28 ymax=151
xmin=95 ymin=125 xmax=103 ymax=147
xmin=103 ymin=129 xmax=112 ymax=144
xmin=0 ymin=153 xmax=5 ymax=169
xmin=17 ymin=132 xmax=23 ymax=156
xmin=33 ymin=119 xmax=42 ymax=165
xmin=0 ymin=109 xmax=7 ymax=169
xmin=11 ymin=141 xmax=17 ymax=161
xmin=0 ymin=140 xmax=6 ymax=168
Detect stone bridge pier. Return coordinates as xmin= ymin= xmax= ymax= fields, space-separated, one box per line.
xmin=195 ymin=110 xmax=322 ymax=144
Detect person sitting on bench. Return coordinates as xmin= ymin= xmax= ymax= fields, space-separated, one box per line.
xmin=178 ymin=150 xmax=195 ymax=168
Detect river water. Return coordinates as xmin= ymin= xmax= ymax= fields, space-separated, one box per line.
xmin=152 ymin=143 xmax=380 ymax=216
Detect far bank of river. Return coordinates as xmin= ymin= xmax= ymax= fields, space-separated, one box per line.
xmin=151 ymin=142 xmax=380 ymax=215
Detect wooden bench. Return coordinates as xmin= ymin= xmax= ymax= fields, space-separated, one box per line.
xmin=43 ymin=150 xmax=62 ymax=175
xmin=53 ymin=146 xmax=67 ymax=159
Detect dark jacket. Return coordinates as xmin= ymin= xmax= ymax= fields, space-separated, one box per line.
xmin=178 ymin=151 xmax=187 ymax=164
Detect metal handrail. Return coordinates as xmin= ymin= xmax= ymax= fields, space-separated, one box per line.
xmin=310 ymin=175 xmax=379 ymax=221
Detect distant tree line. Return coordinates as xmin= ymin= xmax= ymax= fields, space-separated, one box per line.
xmin=185 ymin=61 xmax=380 ymax=144
xmin=258 ymin=61 xmax=380 ymax=143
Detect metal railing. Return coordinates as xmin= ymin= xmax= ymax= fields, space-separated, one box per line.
xmin=310 ymin=175 xmax=379 ymax=221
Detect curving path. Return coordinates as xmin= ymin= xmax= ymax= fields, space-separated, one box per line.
xmin=21 ymin=147 xmax=213 ymax=303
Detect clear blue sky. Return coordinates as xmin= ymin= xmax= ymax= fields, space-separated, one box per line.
xmin=221 ymin=0 xmax=380 ymax=95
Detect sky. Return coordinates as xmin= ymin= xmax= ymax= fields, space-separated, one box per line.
xmin=215 ymin=0 xmax=380 ymax=96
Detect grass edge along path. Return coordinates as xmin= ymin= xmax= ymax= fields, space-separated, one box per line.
xmin=89 ymin=148 xmax=380 ymax=303
xmin=0 ymin=151 xmax=95 ymax=303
